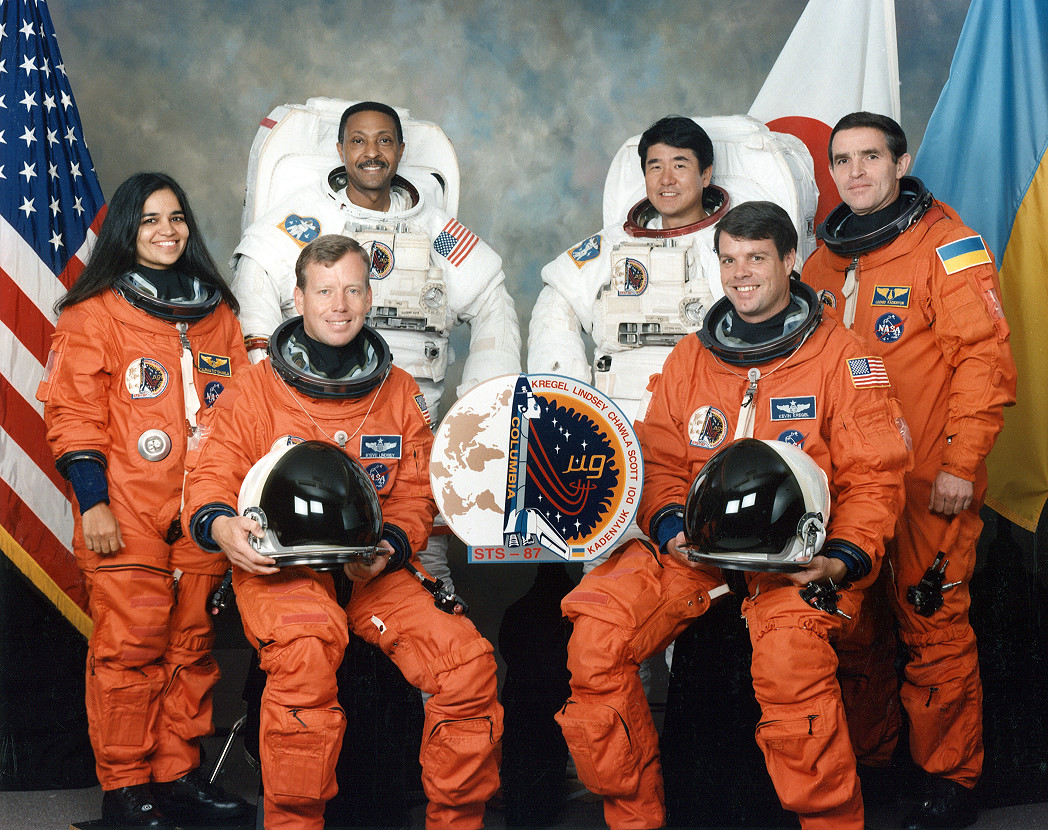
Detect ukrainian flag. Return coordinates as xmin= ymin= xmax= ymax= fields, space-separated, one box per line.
xmin=913 ymin=0 xmax=1048 ymax=532
xmin=935 ymin=235 xmax=993 ymax=275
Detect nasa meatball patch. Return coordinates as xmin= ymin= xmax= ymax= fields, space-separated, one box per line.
xmin=125 ymin=357 xmax=169 ymax=399
xmin=874 ymin=312 xmax=904 ymax=343
xmin=366 ymin=462 xmax=390 ymax=491
xmin=203 ymin=380 xmax=225 ymax=408
xmin=777 ymin=429 xmax=806 ymax=448
xmin=360 ymin=435 xmax=402 ymax=460
xmin=687 ymin=406 xmax=728 ymax=449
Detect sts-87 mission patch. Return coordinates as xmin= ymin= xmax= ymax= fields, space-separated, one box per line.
xmin=430 ymin=374 xmax=642 ymax=563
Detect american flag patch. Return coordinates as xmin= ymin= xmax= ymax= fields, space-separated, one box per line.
xmin=847 ymin=356 xmax=890 ymax=388
xmin=433 ymin=219 xmax=479 ymax=266
xmin=414 ymin=393 xmax=432 ymax=425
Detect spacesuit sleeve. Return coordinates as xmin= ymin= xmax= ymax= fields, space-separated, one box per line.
xmin=37 ymin=303 xmax=114 ymax=466
xmin=633 ymin=347 xmax=693 ymax=538
xmin=926 ymin=239 xmax=1017 ymax=481
xmin=527 ymin=284 xmax=591 ymax=381
xmin=230 ymin=252 xmax=295 ymax=362
xmin=380 ymin=375 xmax=438 ymax=555
xmin=453 ymin=273 xmax=522 ymax=399
xmin=823 ymin=340 xmax=912 ymax=583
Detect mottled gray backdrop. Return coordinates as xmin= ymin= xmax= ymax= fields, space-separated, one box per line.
xmin=51 ymin=0 xmax=970 ymax=374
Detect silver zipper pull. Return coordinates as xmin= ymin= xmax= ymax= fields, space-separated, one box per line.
xmin=741 ymin=367 xmax=761 ymax=407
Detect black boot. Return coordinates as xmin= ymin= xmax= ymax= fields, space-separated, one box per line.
xmin=154 ymin=766 xmax=253 ymax=824
xmin=101 ymin=784 xmax=175 ymax=827
xmin=902 ymin=775 xmax=977 ymax=829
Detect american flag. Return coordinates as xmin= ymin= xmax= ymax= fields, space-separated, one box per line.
xmin=1 ymin=0 xmax=105 ymax=635
xmin=433 ymin=217 xmax=479 ymax=267
xmin=847 ymin=356 xmax=890 ymax=388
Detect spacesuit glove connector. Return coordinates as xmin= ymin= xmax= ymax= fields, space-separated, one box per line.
xmin=189 ymin=503 xmax=239 ymax=552
xmin=819 ymin=538 xmax=871 ymax=582
xmin=380 ymin=523 xmax=411 ymax=573
xmin=62 ymin=455 xmax=110 ymax=514
xmin=651 ymin=505 xmax=685 ymax=554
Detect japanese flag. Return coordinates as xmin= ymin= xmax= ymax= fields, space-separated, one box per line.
xmin=749 ymin=0 xmax=901 ymax=228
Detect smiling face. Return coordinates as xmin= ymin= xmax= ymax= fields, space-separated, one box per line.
xmin=643 ymin=142 xmax=713 ymax=230
xmin=718 ymin=233 xmax=796 ymax=324
xmin=829 ymin=126 xmax=911 ymax=216
xmin=135 ymin=187 xmax=188 ymax=269
xmin=294 ymin=251 xmax=373 ymax=348
xmin=336 ymin=109 xmax=405 ymax=209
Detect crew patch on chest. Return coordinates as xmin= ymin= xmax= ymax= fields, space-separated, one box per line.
xmin=270 ymin=435 xmax=305 ymax=452
xmin=360 ymin=435 xmax=402 ymax=459
xmin=125 ymin=358 xmax=169 ymax=399
xmin=615 ymin=257 xmax=648 ymax=296
xmin=770 ymin=396 xmax=816 ymax=421
xmin=369 ymin=241 xmax=395 ymax=279
xmin=197 ymin=352 xmax=232 ymax=377
xmin=278 ymin=214 xmax=321 ymax=247
xmin=687 ymin=406 xmax=728 ymax=449
xmin=871 ymin=286 xmax=910 ymax=307
xmin=569 ymin=234 xmax=602 ymax=267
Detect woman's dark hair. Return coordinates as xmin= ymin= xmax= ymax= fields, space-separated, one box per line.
xmin=56 ymin=172 xmax=238 ymax=314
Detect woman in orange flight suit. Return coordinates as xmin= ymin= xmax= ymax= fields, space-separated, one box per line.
xmin=37 ymin=173 xmax=250 ymax=827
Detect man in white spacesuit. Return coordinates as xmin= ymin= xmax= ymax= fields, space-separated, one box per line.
xmin=233 ymin=100 xmax=522 ymax=587
xmin=529 ymin=115 xmax=725 ymax=422
xmin=526 ymin=116 xmax=727 ymax=706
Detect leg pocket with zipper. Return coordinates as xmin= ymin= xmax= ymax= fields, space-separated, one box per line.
xmin=555 ymin=699 xmax=639 ymax=796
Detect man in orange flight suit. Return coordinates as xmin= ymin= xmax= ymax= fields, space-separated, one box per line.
xmin=803 ymin=112 xmax=1017 ymax=829
xmin=555 ymin=201 xmax=911 ymax=830
xmin=183 ymin=235 xmax=502 ymax=830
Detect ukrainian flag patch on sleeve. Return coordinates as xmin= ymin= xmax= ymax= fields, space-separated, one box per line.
xmin=936 ymin=235 xmax=991 ymax=274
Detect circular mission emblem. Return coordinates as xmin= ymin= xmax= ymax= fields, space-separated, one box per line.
xmin=125 ymin=357 xmax=169 ymax=399
xmin=430 ymin=374 xmax=642 ymax=562
xmin=687 ymin=405 xmax=728 ymax=449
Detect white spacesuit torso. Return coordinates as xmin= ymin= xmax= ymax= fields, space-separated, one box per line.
xmin=532 ymin=195 xmax=725 ymax=421
xmin=528 ymin=115 xmax=817 ymax=423
xmin=232 ymin=168 xmax=520 ymax=418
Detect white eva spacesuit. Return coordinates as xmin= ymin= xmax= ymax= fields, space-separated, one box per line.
xmin=231 ymin=98 xmax=521 ymax=417
xmin=529 ymin=115 xmax=816 ymax=422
